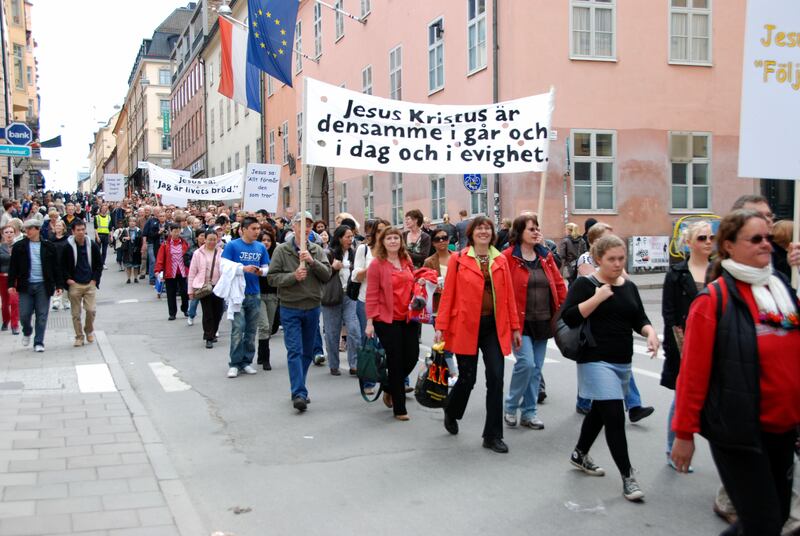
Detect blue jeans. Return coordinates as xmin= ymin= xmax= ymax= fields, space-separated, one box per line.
xmin=667 ymin=396 xmax=676 ymax=455
xmin=314 ymin=325 xmax=324 ymax=356
xmin=147 ymin=243 xmax=156 ymax=283
xmin=19 ymin=282 xmax=49 ymax=346
xmin=321 ymin=296 xmax=361 ymax=370
xmin=228 ymin=294 xmax=260 ymax=369
xmin=505 ymin=336 xmax=548 ymax=420
xmin=187 ymin=298 xmax=199 ymax=319
xmin=281 ymin=305 xmax=321 ymax=399
xmin=577 ymin=374 xmax=643 ymax=411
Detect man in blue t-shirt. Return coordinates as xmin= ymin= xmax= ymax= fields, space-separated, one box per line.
xmin=221 ymin=217 xmax=270 ymax=378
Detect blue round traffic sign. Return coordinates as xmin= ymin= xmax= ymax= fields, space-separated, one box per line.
xmin=6 ymin=122 xmax=32 ymax=146
xmin=463 ymin=174 xmax=482 ymax=192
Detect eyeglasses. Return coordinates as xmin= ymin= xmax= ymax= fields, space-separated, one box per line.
xmin=739 ymin=233 xmax=774 ymax=245
xmin=432 ymin=235 xmax=449 ymax=242
xmin=696 ymin=235 xmax=715 ymax=242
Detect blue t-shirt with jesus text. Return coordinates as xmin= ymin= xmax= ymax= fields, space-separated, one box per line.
xmin=221 ymin=238 xmax=269 ymax=295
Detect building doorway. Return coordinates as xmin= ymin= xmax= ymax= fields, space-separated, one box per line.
xmin=310 ymin=166 xmax=330 ymax=225
xmin=762 ymin=179 xmax=795 ymax=221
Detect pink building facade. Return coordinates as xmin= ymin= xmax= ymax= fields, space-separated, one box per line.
xmin=264 ymin=0 xmax=759 ymax=238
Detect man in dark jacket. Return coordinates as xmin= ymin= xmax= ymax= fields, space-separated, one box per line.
xmin=142 ymin=208 xmax=165 ymax=284
xmin=7 ymin=219 xmax=60 ymax=352
xmin=61 ymin=220 xmax=102 ymax=346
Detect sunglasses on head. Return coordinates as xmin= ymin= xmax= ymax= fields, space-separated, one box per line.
xmin=433 ymin=235 xmax=449 ymax=242
xmin=740 ymin=233 xmax=773 ymax=245
xmin=696 ymin=234 xmax=715 ymax=242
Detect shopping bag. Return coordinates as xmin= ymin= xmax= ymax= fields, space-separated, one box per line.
xmin=357 ymin=337 xmax=387 ymax=402
xmin=414 ymin=346 xmax=450 ymax=408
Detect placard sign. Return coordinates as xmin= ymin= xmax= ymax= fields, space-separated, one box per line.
xmin=104 ymin=174 xmax=125 ymax=201
xmin=304 ymin=77 xmax=555 ymax=174
xmin=243 ymin=163 xmax=281 ymax=213
xmin=628 ymin=236 xmax=671 ymax=271
xmin=739 ymin=0 xmax=800 ymax=179
xmin=148 ymin=163 xmax=243 ymax=200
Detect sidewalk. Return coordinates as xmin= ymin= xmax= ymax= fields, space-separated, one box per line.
xmin=0 ymin=309 xmax=205 ymax=535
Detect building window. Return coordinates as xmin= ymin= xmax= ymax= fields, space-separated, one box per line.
xmin=228 ymin=157 xmax=232 ymax=173
xmin=26 ymin=66 xmax=32 ymax=86
xmin=211 ymin=166 xmax=216 ymax=176
xmin=467 ymin=0 xmax=487 ymax=73
xmin=235 ymin=152 xmax=240 ymax=170
xmin=428 ymin=18 xmax=445 ymax=93
xmin=314 ymin=3 xmax=323 ymax=58
xmin=13 ymin=45 xmax=23 ymax=90
xmin=335 ymin=0 xmax=345 ymax=41
xmin=10 ymin=0 xmax=21 ymax=24
xmin=670 ymin=132 xmax=710 ymax=210
xmin=220 ymin=161 xmax=225 ymax=174
xmin=296 ymin=112 xmax=303 ymax=158
xmin=471 ymin=183 xmax=488 ymax=216
xmin=226 ymin=101 xmax=232 ymax=131
xmin=281 ymin=121 xmax=289 ymax=164
xmin=430 ymin=175 xmax=446 ymax=220
xmin=234 ymin=103 xmax=239 ymax=124
xmin=391 ymin=172 xmax=403 ymax=225
xmin=160 ymin=99 xmax=170 ymax=118
xmin=267 ymin=76 xmax=274 ymax=97
xmin=159 ymin=68 xmax=171 ymax=85
xmin=389 ymin=46 xmax=402 ymax=100
xmin=339 ymin=182 xmax=348 ymax=213
xmin=283 ymin=186 xmax=291 ymax=211
xmin=361 ymin=0 xmax=371 ymax=18
xmin=572 ymin=130 xmax=616 ymax=211
xmin=361 ymin=65 xmax=372 ymax=95
xmin=210 ymin=109 xmax=215 ymax=142
xmin=208 ymin=62 xmax=214 ymax=86
xmin=269 ymin=130 xmax=276 ymax=163
xmin=571 ymin=0 xmax=615 ymax=59
xmin=364 ymin=174 xmax=374 ymax=219
xmin=670 ymin=0 xmax=711 ymax=64
xmin=245 ymin=145 xmax=251 ymax=164
xmin=295 ymin=21 xmax=303 ymax=75
xmin=219 ymin=106 xmax=224 ymax=137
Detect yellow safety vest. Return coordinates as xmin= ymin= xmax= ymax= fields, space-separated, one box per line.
xmin=95 ymin=214 xmax=110 ymax=234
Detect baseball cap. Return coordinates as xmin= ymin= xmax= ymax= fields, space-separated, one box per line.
xmin=292 ymin=211 xmax=314 ymax=223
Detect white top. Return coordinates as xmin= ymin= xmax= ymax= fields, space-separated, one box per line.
xmin=576 ymin=252 xmax=594 ymax=268
xmin=351 ymin=243 xmax=373 ymax=302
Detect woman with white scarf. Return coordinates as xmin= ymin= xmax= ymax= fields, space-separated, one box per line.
xmin=672 ymin=209 xmax=800 ymax=536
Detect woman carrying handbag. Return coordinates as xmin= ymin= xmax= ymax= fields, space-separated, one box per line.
xmin=188 ymin=230 xmax=223 ymax=349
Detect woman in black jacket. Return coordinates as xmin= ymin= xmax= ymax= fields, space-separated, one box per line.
xmin=661 ymin=220 xmax=713 ymax=470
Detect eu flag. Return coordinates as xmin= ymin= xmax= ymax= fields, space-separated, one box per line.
xmin=246 ymin=0 xmax=299 ymax=87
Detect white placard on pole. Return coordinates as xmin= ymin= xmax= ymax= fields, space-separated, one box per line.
xmin=104 ymin=174 xmax=125 ymax=201
xmin=242 ymin=163 xmax=281 ymax=213
xmin=738 ymin=0 xmax=800 ymax=179
xmin=147 ymin=163 xmax=243 ymax=200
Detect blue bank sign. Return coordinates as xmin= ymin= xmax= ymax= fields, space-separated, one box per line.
xmin=5 ymin=122 xmax=32 ymax=146
xmin=463 ymin=174 xmax=482 ymax=192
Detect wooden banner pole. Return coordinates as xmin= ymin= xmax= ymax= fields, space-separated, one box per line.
xmin=792 ymin=179 xmax=799 ymax=291
xmin=537 ymin=170 xmax=547 ymax=222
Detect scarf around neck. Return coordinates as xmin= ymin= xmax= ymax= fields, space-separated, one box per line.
xmin=721 ymin=258 xmax=798 ymax=327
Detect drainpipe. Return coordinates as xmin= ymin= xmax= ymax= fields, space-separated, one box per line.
xmin=491 ymin=0 xmax=499 ymax=224
xmin=0 ymin=6 xmax=12 ymax=198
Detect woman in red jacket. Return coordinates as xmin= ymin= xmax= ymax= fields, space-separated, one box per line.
xmin=365 ymin=227 xmax=419 ymax=421
xmin=671 ymin=210 xmax=800 ymax=535
xmin=435 ymin=216 xmax=521 ymax=453
xmin=503 ymin=214 xmax=566 ymax=430
xmin=154 ymin=223 xmax=190 ymax=321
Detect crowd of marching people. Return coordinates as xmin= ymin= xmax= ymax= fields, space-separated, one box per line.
xmin=2 ymin=189 xmax=800 ymax=534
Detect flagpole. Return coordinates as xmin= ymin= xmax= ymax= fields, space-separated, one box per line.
xmin=220 ymin=14 xmax=318 ymax=64
xmin=299 ymin=76 xmax=310 ymax=265
xmin=315 ymin=0 xmax=367 ymax=24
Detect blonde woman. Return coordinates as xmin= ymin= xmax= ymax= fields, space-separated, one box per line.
xmin=558 ymin=222 xmax=588 ymax=284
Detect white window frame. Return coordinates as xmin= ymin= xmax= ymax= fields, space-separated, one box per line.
xmin=281 ymin=121 xmax=290 ymax=165
xmin=364 ymin=174 xmax=374 ymax=219
xmin=159 ymin=68 xmax=171 ymax=85
xmin=235 ymin=152 xmax=240 ymax=170
xmin=267 ymin=76 xmax=274 ymax=97
xmin=470 ymin=183 xmax=488 ymax=216
xmin=428 ymin=17 xmax=445 ymax=94
xmin=391 ymin=172 xmax=404 ymax=225
xmin=219 ymin=106 xmax=224 ymax=137
xmin=269 ymin=130 xmax=276 ymax=163
xmin=234 ymin=102 xmax=239 ymax=125
xmin=361 ymin=0 xmax=372 ymax=19
xmin=209 ymin=108 xmax=215 ymax=142
xmin=245 ymin=144 xmax=251 ymax=164
xmin=571 ymin=129 xmax=618 ymax=213
xmin=335 ymin=0 xmax=345 ymax=41
xmin=467 ymin=0 xmax=487 ymax=74
xmin=296 ymin=112 xmax=303 ymax=159
xmin=430 ymin=175 xmax=446 ymax=220
xmin=294 ymin=21 xmax=303 ymax=75
xmin=569 ymin=0 xmax=617 ymax=61
xmin=668 ymin=0 xmax=712 ymax=66
xmin=314 ymin=3 xmax=323 ymax=58
xmin=669 ymin=131 xmax=712 ymax=212
xmin=361 ymin=65 xmax=373 ymax=95
xmin=339 ymin=182 xmax=348 ymax=213
xmin=389 ymin=45 xmax=402 ymax=100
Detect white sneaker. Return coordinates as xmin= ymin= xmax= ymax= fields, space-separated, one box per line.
xmin=34 ymin=345 xmax=44 ymax=353
xmin=21 ymin=335 xmax=30 ymax=347
xmin=227 ymin=367 xmax=239 ymax=378
xmin=187 ymin=317 xmax=194 ymax=326
xmin=242 ymin=365 xmax=258 ymax=375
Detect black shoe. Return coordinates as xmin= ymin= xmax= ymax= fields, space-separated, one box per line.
xmin=629 ymin=406 xmax=655 ymax=423
xmin=1 ymin=323 xmax=7 ymax=331
xmin=168 ymin=316 xmax=176 ymax=321
xmin=205 ymin=340 xmax=213 ymax=349
xmin=330 ymin=368 xmax=341 ymax=376
xmin=293 ymin=396 xmax=308 ymax=412
xmin=482 ymin=438 xmax=509 ymax=454
xmin=538 ymin=390 xmax=547 ymax=404
xmin=349 ymin=368 xmax=357 ymax=376
xmin=576 ymin=406 xmax=590 ymax=416
xmin=444 ymin=412 xmax=459 ymax=435
xmin=126 ymin=279 xmax=131 ymax=284
xmin=134 ymin=278 xmax=139 ymax=284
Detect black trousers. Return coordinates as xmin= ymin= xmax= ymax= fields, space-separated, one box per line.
xmin=445 ymin=315 xmax=505 ymax=440
xmin=165 ymin=274 xmax=188 ymax=318
xmin=576 ymin=399 xmax=631 ymax=477
xmin=98 ymin=234 xmax=109 ymax=264
xmin=200 ymin=294 xmax=225 ymax=341
xmin=374 ymin=320 xmax=420 ymax=416
xmin=711 ymin=430 xmax=796 ymax=536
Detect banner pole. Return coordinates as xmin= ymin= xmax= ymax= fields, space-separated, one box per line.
xmin=537 ymin=171 xmax=547 ymax=222
xmin=793 ymin=179 xmax=799 ymax=291
xmin=299 ymin=77 xmax=310 ymax=266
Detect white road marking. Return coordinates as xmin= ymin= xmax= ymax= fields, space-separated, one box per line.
xmin=148 ymin=362 xmax=192 ymax=392
xmin=117 ymin=299 xmax=139 ymax=304
xmin=75 ymin=364 xmax=117 ymax=393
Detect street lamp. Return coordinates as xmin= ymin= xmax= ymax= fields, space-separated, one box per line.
xmin=217 ymin=1 xmax=232 ymax=16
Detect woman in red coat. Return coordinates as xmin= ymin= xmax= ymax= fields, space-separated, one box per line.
xmin=154 ymin=223 xmax=190 ymax=321
xmin=435 ymin=216 xmax=521 ymax=453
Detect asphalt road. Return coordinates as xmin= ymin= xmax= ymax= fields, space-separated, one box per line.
xmin=92 ymin=264 xmax=729 ymax=536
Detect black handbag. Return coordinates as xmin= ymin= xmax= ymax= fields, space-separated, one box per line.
xmin=345 ymin=245 xmax=364 ymax=300
xmin=321 ymin=274 xmax=344 ymax=306
xmin=554 ymin=275 xmax=601 ymax=361
xmin=414 ymin=348 xmax=450 ymax=408
xmin=357 ymin=338 xmax=388 ymax=402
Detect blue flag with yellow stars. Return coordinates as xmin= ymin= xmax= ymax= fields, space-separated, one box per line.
xmin=246 ymin=0 xmax=299 ymax=87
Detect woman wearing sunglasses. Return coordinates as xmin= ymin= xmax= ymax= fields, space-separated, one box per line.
xmin=660 ymin=220 xmax=714 ymax=470
xmin=671 ymin=210 xmax=800 ymax=536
